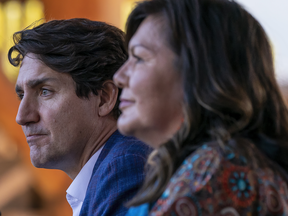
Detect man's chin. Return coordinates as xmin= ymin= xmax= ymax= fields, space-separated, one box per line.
xmin=30 ymin=155 xmax=53 ymax=169
xmin=30 ymin=147 xmax=50 ymax=168
xmin=31 ymin=159 xmax=47 ymax=168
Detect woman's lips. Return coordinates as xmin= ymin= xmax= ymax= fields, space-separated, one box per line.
xmin=119 ymin=99 xmax=135 ymax=110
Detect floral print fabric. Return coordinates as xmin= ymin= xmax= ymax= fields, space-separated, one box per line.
xmin=149 ymin=144 xmax=288 ymax=216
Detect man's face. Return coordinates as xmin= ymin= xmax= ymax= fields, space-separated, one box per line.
xmin=16 ymin=54 xmax=100 ymax=171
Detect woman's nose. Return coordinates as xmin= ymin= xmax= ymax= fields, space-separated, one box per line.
xmin=113 ymin=62 xmax=129 ymax=89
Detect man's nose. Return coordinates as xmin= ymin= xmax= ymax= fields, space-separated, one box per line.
xmin=16 ymin=96 xmax=40 ymax=126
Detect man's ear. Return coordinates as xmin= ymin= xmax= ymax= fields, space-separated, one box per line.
xmin=98 ymin=80 xmax=119 ymax=117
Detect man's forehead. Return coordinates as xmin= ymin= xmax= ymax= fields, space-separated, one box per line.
xmin=17 ymin=65 xmax=50 ymax=86
xmin=16 ymin=53 xmax=74 ymax=91
xmin=20 ymin=54 xmax=44 ymax=70
xmin=16 ymin=63 xmax=60 ymax=90
xmin=17 ymin=55 xmax=57 ymax=82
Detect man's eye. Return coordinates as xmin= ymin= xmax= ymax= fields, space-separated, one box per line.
xmin=40 ymin=89 xmax=51 ymax=96
xmin=17 ymin=94 xmax=24 ymax=100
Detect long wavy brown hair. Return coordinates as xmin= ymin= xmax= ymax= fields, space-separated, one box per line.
xmin=126 ymin=0 xmax=288 ymax=206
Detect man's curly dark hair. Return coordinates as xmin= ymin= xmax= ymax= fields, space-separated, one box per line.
xmin=8 ymin=18 xmax=128 ymax=118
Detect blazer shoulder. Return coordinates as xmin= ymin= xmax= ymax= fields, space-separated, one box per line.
xmin=105 ymin=131 xmax=152 ymax=159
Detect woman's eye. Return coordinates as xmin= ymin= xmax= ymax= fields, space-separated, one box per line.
xmin=133 ymin=54 xmax=143 ymax=63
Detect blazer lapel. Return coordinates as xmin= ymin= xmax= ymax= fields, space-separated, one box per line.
xmin=92 ymin=130 xmax=122 ymax=174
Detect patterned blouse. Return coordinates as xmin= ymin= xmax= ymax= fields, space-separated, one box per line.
xmin=126 ymin=142 xmax=288 ymax=216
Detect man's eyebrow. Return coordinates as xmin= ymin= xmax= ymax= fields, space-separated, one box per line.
xmin=15 ymin=85 xmax=22 ymax=94
xmin=15 ymin=77 xmax=57 ymax=93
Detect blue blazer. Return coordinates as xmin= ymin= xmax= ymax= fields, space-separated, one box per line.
xmin=79 ymin=130 xmax=152 ymax=216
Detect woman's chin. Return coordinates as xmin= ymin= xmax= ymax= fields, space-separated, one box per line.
xmin=117 ymin=117 xmax=134 ymax=137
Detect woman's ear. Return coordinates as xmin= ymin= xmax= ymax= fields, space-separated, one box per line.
xmin=98 ymin=80 xmax=119 ymax=117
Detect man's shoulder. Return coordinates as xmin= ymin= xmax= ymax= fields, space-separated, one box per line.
xmin=102 ymin=130 xmax=152 ymax=160
xmin=81 ymin=131 xmax=152 ymax=216
xmin=110 ymin=135 xmax=151 ymax=155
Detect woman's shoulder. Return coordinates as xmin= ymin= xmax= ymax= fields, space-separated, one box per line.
xmin=150 ymin=143 xmax=223 ymax=215
xmin=170 ymin=143 xmax=222 ymax=189
xmin=150 ymin=142 xmax=288 ymax=216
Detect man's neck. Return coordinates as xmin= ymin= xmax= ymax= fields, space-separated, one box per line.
xmin=66 ymin=118 xmax=118 ymax=179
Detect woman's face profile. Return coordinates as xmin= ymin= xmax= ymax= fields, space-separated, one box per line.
xmin=114 ymin=15 xmax=184 ymax=148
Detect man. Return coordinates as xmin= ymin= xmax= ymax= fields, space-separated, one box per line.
xmin=8 ymin=18 xmax=151 ymax=216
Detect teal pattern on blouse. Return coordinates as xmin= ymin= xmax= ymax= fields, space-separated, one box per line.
xmin=127 ymin=142 xmax=288 ymax=215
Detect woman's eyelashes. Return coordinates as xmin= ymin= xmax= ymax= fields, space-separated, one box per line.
xmin=132 ymin=54 xmax=143 ymax=63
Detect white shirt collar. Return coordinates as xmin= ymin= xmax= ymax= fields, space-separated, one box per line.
xmin=66 ymin=145 xmax=104 ymax=216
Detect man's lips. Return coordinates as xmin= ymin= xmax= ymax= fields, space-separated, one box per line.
xmin=119 ymin=99 xmax=135 ymax=109
xmin=26 ymin=134 xmax=47 ymax=142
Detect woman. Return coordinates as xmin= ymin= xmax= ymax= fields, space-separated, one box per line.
xmin=114 ymin=0 xmax=288 ymax=215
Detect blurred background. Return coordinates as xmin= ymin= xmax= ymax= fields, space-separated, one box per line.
xmin=0 ymin=0 xmax=287 ymax=215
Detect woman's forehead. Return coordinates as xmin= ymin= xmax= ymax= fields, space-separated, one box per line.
xmin=129 ymin=15 xmax=168 ymax=51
